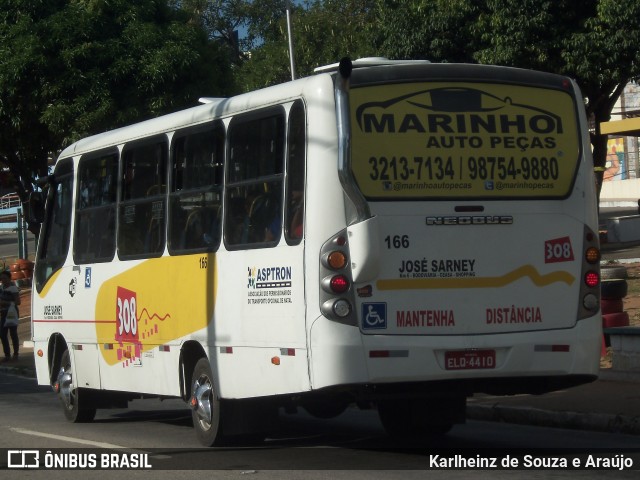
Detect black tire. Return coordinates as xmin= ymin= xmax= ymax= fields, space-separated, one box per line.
xmin=377 ymin=398 xmax=459 ymax=438
xmin=601 ymin=279 xmax=628 ymax=299
xmin=600 ymin=265 xmax=628 ymax=280
xmin=55 ymin=349 xmax=96 ymax=423
xmin=302 ymin=398 xmax=350 ymax=419
xmin=190 ymin=357 xmax=225 ymax=447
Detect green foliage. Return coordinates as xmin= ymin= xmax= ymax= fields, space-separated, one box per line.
xmin=374 ymin=0 xmax=640 ymax=185
xmin=171 ymin=0 xmax=255 ymax=63
xmin=293 ymin=0 xmax=377 ymax=76
xmin=0 ymin=0 xmax=233 ymax=200
xmin=3 ymin=0 xmax=638 ymax=204
xmin=237 ymin=0 xmax=378 ymax=91
xmin=374 ymin=0 xmax=479 ymax=62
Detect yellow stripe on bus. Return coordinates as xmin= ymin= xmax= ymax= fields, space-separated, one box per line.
xmin=377 ymin=265 xmax=575 ymax=291
xmin=37 ymin=269 xmax=63 ymax=298
xmin=94 ymin=254 xmax=217 ymax=366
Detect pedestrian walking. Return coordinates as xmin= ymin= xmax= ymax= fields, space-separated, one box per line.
xmin=0 ymin=270 xmax=20 ymax=362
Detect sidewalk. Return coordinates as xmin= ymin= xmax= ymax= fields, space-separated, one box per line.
xmin=467 ymin=372 xmax=640 ymax=435
xmin=1 ymin=286 xmax=34 ymax=377
xmin=2 ymin=279 xmax=639 ymax=436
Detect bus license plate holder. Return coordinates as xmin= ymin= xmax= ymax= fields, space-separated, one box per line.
xmin=444 ymin=350 xmax=496 ymax=370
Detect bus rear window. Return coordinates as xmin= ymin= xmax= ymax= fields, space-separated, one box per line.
xmin=350 ymin=82 xmax=581 ymax=200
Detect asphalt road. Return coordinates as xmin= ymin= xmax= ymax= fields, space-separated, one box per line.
xmin=1 ymin=370 xmax=640 ymax=478
xmin=0 ymin=230 xmax=36 ymax=263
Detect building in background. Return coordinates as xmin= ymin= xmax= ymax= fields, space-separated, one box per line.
xmin=604 ymin=82 xmax=640 ymax=181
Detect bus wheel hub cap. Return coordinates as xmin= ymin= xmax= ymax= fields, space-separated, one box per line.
xmin=191 ymin=378 xmax=213 ymax=425
xmin=57 ymin=367 xmax=73 ymax=407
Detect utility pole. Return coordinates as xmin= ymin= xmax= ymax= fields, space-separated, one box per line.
xmin=17 ymin=206 xmax=27 ymax=259
xmin=286 ymin=1 xmax=296 ymax=81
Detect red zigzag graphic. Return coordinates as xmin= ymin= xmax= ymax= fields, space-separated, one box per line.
xmin=138 ymin=308 xmax=171 ymax=322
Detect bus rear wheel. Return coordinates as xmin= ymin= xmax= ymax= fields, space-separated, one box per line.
xmin=190 ymin=358 xmax=225 ymax=447
xmin=54 ymin=349 xmax=96 ymax=423
xmin=377 ymin=397 xmax=464 ymax=438
xmin=302 ymin=394 xmax=350 ymax=419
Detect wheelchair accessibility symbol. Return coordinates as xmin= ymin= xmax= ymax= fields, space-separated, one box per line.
xmin=362 ymin=302 xmax=387 ymax=330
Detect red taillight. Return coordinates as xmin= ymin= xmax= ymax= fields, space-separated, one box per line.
xmin=585 ymin=271 xmax=599 ymax=288
xmin=330 ymin=275 xmax=350 ymax=293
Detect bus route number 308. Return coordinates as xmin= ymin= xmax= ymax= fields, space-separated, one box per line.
xmin=116 ymin=287 xmax=138 ymax=342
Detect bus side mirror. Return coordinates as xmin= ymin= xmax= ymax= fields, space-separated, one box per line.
xmin=26 ymin=191 xmax=45 ymax=224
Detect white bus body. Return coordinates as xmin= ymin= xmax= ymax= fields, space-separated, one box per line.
xmin=31 ymin=59 xmax=601 ymax=445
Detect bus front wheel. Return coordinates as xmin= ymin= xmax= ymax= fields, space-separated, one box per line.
xmin=190 ymin=358 xmax=225 ymax=446
xmin=54 ymin=349 xmax=96 ymax=423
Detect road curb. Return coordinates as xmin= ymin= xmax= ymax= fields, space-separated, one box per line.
xmin=599 ymin=369 xmax=640 ymax=383
xmin=0 ymin=363 xmax=35 ymax=378
xmin=4 ymin=363 xmax=639 ymax=437
xmin=467 ymin=404 xmax=640 ymax=435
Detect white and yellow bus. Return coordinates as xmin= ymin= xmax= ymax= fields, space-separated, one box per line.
xmin=31 ymin=58 xmax=602 ymax=445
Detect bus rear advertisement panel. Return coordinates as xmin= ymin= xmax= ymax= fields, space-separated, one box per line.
xmin=350 ymin=82 xmax=581 ymax=199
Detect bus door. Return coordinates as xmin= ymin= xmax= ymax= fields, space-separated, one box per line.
xmin=216 ymin=100 xmax=308 ymax=397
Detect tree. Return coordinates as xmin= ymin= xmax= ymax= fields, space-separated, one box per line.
xmin=177 ymin=1 xmax=379 ymax=92
xmin=374 ymin=0 xmax=640 ymax=195
xmin=236 ymin=0 xmax=378 ymax=91
xmin=0 ymin=0 xmax=233 ymax=210
xmin=170 ymin=0 xmax=253 ymax=64
xmin=175 ymin=0 xmax=297 ymax=90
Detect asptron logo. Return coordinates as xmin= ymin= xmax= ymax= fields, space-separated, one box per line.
xmin=426 ymin=216 xmax=514 ymax=226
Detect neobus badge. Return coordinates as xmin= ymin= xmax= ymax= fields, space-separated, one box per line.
xmin=425 ymin=215 xmax=513 ymax=226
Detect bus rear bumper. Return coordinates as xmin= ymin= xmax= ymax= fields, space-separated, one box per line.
xmin=309 ymin=314 xmax=602 ymax=396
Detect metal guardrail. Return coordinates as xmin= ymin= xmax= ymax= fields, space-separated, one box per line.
xmin=0 ymin=193 xmax=20 ymax=210
xmin=0 ymin=193 xmax=20 ymax=228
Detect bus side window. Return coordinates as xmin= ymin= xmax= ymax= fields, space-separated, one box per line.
xmin=285 ymin=100 xmax=306 ymax=244
xmin=74 ymin=151 xmax=118 ymax=264
xmin=34 ymin=159 xmax=74 ymax=292
xmin=168 ymin=121 xmax=224 ymax=254
xmin=224 ymin=109 xmax=285 ymax=249
xmin=118 ymin=138 xmax=167 ymax=259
